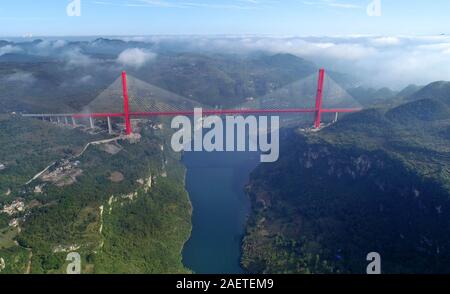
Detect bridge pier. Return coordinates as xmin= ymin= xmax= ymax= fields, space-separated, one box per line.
xmin=89 ymin=117 xmax=95 ymax=129
xmin=57 ymin=117 xmax=61 ymax=124
xmin=64 ymin=117 xmax=69 ymax=125
xmin=107 ymin=117 xmax=113 ymax=134
xmin=334 ymin=112 xmax=339 ymax=123
xmin=72 ymin=117 xmax=77 ymax=127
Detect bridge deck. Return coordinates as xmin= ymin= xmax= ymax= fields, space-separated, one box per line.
xmin=22 ymin=108 xmax=362 ymax=119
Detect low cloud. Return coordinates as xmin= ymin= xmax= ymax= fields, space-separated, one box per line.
xmin=0 ymin=45 xmax=22 ymax=56
xmin=370 ymin=37 xmax=401 ymax=47
xmin=36 ymin=39 xmax=68 ymax=50
xmin=79 ymin=75 xmax=94 ymax=83
xmin=117 ymin=48 xmax=156 ymax=68
xmin=166 ymin=35 xmax=450 ymax=89
xmin=63 ymin=48 xmax=96 ymax=67
xmin=5 ymin=72 xmax=36 ymax=84
xmin=3 ymin=35 xmax=450 ymax=90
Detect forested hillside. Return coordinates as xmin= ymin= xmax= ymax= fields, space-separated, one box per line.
xmin=0 ymin=116 xmax=191 ymax=273
xmin=242 ymin=84 xmax=450 ymax=274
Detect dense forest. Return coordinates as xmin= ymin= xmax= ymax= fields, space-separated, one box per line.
xmin=0 ymin=115 xmax=104 ymax=198
xmin=0 ymin=116 xmax=191 ymax=273
xmin=242 ymin=88 xmax=450 ymax=274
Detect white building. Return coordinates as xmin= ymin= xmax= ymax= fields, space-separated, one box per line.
xmin=1 ymin=200 xmax=25 ymax=216
xmin=9 ymin=218 xmax=19 ymax=227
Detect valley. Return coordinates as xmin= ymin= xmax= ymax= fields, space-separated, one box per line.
xmin=0 ymin=37 xmax=449 ymax=275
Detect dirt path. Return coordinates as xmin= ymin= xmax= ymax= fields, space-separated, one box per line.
xmin=25 ymin=162 xmax=56 ymax=185
xmin=75 ymin=136 xmax=122 ymax=158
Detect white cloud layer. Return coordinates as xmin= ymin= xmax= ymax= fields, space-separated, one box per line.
xmin=4 ymin=34 xmax=450 ymax=90
xmin=5 ymin=72 xmax=36 ymax=84
xmin=0 ymin=45 xmax=22 ymax=56
xmin=63 ymin=48 xmax=96 ymax=67
xmin=163 ymin=35 xmax=450 ymax=89
xmin=116 ymin=48 xmax=156 ymax=68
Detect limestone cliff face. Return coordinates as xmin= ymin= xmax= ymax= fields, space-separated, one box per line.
xmin=242 ymin=128 xmax=450 ymax=274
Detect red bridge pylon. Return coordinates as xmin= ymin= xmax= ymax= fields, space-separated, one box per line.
xmin=121 ymin=71 xmax=132 ymax=135
xmin=314 ymin=68 xmax=325 ymax=129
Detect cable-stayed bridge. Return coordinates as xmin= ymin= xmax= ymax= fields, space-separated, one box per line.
xmin=22 ymin=69 xmax=362 ymax=135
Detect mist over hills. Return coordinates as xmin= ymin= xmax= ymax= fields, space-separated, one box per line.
xmin=0 ymin=36 xmax=433 ymax=114
xmin=0 ymin=38 xmax=325 ymax=112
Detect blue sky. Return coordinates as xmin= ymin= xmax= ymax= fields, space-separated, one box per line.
xmin=0 ymin=0 xmax=450 ymax=36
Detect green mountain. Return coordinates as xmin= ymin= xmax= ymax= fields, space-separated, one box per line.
xmin=386 ymin=98 xmax=450 ymax=123
xmin=85 ymin=74 xmax=203 ymax=113
xmin=0 ymin=61 xmax=116 ymax=113
xmin=0 ymin=48 xmax=323 ymax=113
xmin=346 ymin=84 xmax=426 ymax=109
xmin=130 ymin=52 xmax=318 ymax=107
xmin=242 ymin=82 xmax=450 ymax=274
xmin=407 ymin=81 xmax=450 ymax=106
xmin=347 ymin=86 xmax=398 ymax=107
xmin=1 ymin=37 xmax=359 ymax=113
xmin=0 ymin=115 xmax=191 ymax=273
xmin=396 ymin=84 xmax=423 ymax=100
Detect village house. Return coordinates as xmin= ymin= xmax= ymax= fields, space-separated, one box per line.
xmin=1 ymin=199 xmax=25 ymax=216
xmin=8 ymin=218 xmax=19 ymax=227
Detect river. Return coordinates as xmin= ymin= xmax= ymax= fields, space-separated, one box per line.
xmin=182 ymin=150 xmax=260 ymax=274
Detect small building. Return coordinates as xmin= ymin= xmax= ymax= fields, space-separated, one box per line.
xmin=9 ymin=218 xmax=19 ymax=227
xmin=1 ymin=199 xmax=25 ymax=216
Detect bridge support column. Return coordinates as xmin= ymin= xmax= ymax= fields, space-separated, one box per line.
xmin=314 ymin=68 xmax=325 ymax=129
xmin=334 ymin=112 xmax=339 ymax=123
xmin=89 ymin=117 xmax=95 ymax=129
xmin=57 ymin=117 xmax=61 ymax=124
xmin=72 ymin=117 xmax=77 ymax=127
xmin=107 ymin=117 xmax=113 ymax=134
xmin=122 ymin=71 xmax=132 ymax=135
xmin=64 ymin=117 xmax=69 ymax=125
